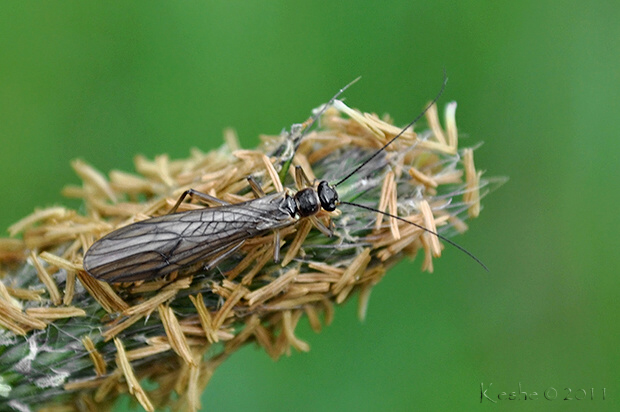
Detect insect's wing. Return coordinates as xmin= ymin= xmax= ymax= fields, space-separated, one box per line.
xmin=83 ymin=193 xmax=295 ymax=283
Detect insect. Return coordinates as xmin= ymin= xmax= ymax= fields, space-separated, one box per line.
xmin=83 ymin=76 xmax=487 ymax=283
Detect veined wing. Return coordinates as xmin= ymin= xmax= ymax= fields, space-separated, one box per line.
xmin=83 ymin=192 xmax=297 ymax=282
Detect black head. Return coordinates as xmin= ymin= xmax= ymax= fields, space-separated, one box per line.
xmin=317 ymin=181 xmax=338 ymax=212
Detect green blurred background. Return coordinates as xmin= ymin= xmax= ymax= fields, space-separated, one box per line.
xmin=1 ymin=1 xmax=618 ymax=411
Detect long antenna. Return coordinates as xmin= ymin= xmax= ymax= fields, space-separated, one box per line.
xmin=334 ymin=72 xmax=448 ymax=187
xmin=340 ymin=201 xmax=488 ymax=271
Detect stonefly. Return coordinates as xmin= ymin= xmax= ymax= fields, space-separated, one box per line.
xmin=83 ymin=76 xmax=486 ymax=283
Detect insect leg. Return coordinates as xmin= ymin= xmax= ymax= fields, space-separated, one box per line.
xmin=247 ymin=176 xmax=266 ymax=198
xmin=169 ymin=189 xmax=229 ymax=213
xmin=309 ymin=216 xmax=333 ymax=237
xmin=294 ymin=165 xmax=313 ymax=189
xmin=273 ymin=229 xmax=281 ymax=263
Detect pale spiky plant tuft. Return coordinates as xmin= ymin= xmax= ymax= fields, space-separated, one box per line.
xmin=0 ymin=98 xmax=501 ymax=411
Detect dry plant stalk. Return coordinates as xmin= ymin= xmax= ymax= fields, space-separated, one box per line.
xmin=0 ymin=99 xmax=499 ymax=411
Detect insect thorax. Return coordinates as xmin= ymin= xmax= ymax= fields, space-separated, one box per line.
xmin=291 ymin=180 xmax=339 ymax=218
xmin=294 ymin=188 xmax=321 ymax=217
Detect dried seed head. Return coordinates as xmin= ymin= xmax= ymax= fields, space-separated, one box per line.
xmin=0 ymin=96 xmax=503 ymax=411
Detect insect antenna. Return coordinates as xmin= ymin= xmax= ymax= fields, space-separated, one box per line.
xmin=334 ymin=72 xmax=447 ymax=187
xmin=332 ymin=72 xmax=488 ymax=271
xmin=339 ymin=201 xmax=488 ymax=271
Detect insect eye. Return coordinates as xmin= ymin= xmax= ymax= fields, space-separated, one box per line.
xmin=318 ymin=181 xmax=338 ymax=212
